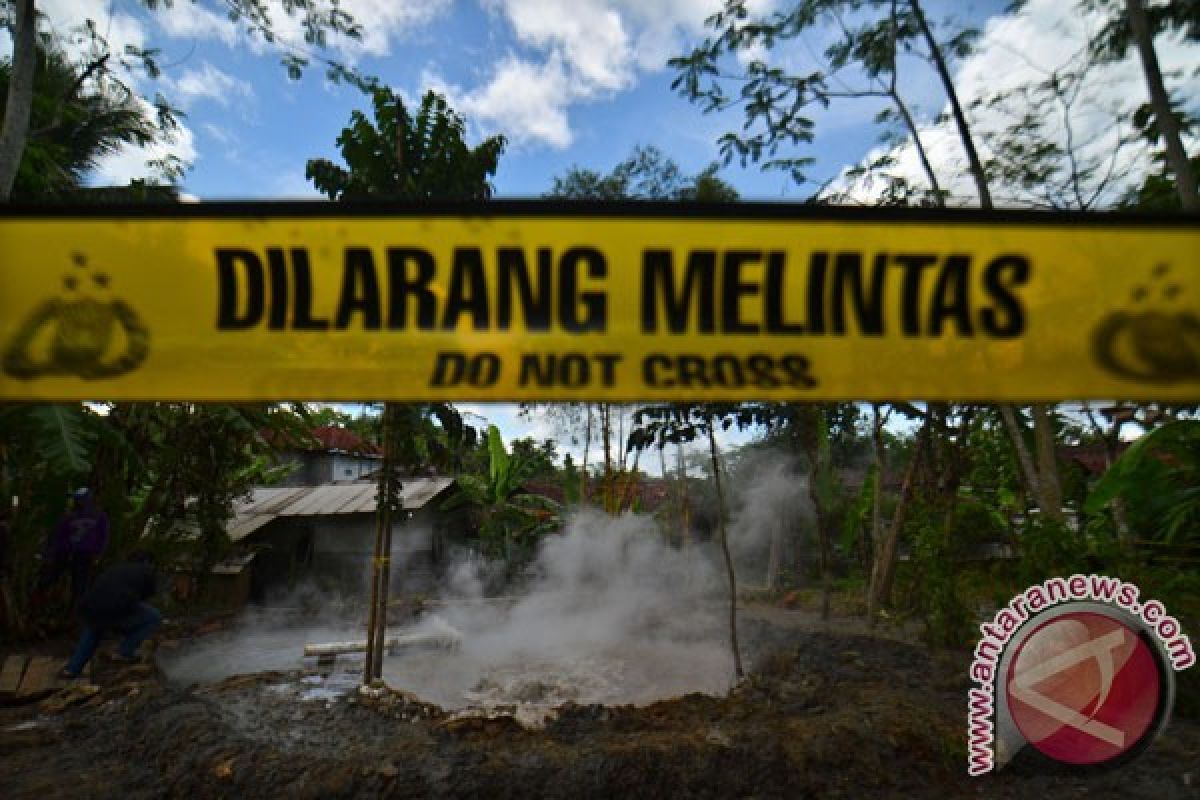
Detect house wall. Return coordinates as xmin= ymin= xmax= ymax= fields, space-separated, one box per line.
xmin=275 ymin=451 xmax=325 ymax=486
xmin=275 ymin=452 xmax=378 ymax=486
xmin=311 ymin=509 xmax=438 ymax=592
xmin=246 ymin=507 xmax=444 ymax=599
xmin=330 ymin=454 xmax=377 ymax=482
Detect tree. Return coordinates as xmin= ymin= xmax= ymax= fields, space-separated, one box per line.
xmin=0 ymin=0 xmax=367 ymax=200
xmin=307 ymin=88 xmax=505 ymax=202
xmin=0 ymin=401 xmax=304 ymax=633
xmin=1087 ymin=0 xmax=1200 ymax=210
xmin=548 ymin=144 xmax=737 ymax=202
xmin=508 ymin=437 xmax=561 ymax=483
xmin=306 ymin=85 xmax=503 ymax=683
xmin=1086 ymin=419 xmax=1200 ymax=545
xmin=971 ymin=46 xmax=1145 ymax=210
xmin=544 ymin=146 xmax=738 ymax=513
xmin=442 ymin=426 xmax=562 ymax=567
xmin=0 ymin=46 xmax=170 ymax=197
xmin=629 ymin=403 xmax=776 ymax=681
xmin=669 ymin=0 xmax=983 ymax=199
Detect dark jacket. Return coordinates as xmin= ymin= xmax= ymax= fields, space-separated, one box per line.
xmin=78 ymin=562 xmax=158 ymax=625
xmin=51 ymin=498 xmax=110 ymax=559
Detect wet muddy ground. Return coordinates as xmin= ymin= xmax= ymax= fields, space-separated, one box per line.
xmin=2 ymin=609 xmax=1197 ymax=799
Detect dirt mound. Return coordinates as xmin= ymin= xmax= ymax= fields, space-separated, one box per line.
xmin=2 ymin=630 xmax=1197 ymax=799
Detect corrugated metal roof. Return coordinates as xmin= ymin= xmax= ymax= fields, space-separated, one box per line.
xmin=228 ymin=477 xmax=455 ymax=542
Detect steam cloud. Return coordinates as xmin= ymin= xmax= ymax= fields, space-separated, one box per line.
xmin=162 ymin=458 xmax=817 ymax=713
xmin=385 ymin=509 xmax=731 ymax=709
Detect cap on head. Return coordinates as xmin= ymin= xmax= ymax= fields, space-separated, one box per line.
xmin=72 ymin=487 xmax=91 ymax=501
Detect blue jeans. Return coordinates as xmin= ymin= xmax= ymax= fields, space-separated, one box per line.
xmin=66 ymin=603 xmax=161 ymax=676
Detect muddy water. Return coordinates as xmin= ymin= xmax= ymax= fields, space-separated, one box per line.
xmin=383 ymin=638 xmax=733 ymax=711
xmin=159 ymin=619 xmax=366 ymax=685
xmin=160 ymin=602 xmax=738 ymax=715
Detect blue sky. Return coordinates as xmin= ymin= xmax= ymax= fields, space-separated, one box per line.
xmin=24 ymin=0 xmax=1015 ymax=201
xmin=12 ymin=0 xmax=1198 ymax=462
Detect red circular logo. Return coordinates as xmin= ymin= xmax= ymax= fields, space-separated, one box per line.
xmin=1006 ymin=611 xmax=1162 ymax=766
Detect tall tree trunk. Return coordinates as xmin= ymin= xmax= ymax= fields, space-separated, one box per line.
xmin=765 ymin=520 xmax=782 ymax=591
xmin=912 ymin=0 xmax=1073 ymax=536
xmin=0 ymin=0 xmax=36 ymax=201
xmin=705 ymin=411 xmax=743 ymax=681
xmin=910 ymin=0 xmax=994 ymax=209
xmin=364 ymin=402 xmax=399 ymax=684
xmin=1088 ymin=407 xmax=1135 ymax=549
xmin=795 ymin=405 xmax=835 ymax=620
xmin=869 ymin=404 xmax=886 ymax=579
xmin=1032 ymin=405 xmax=1065 ymax=524
xmin=1000 ymin=405 xmax=1066 ymax=525
xmin=1125 ymin=0 xmax=1199 ymax=211
xmin=999 ymin=404 xmax=1040 ymax=503
xmin=601 ymin=404 xmax=613 ymax=512
xmin=887 ymin=0 xmax=943 ymax=203
xmin=867 ymin=419 xmax=930 ymax=623
xmin=676 ymin=441 xmax=691 ymax=551
xmin=581 ymin=404 xmax=592 ymax=503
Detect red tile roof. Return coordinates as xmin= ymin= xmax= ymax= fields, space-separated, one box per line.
xmin=311 ymin=426 xmax=381 ymax=455
xmin=263 ymin=425 xmax=381 ymax=455
xmin=1058 ymin=443 xmax=1128 ymax=475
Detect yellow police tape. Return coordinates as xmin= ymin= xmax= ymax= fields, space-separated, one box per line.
xmin=1 ymin=205 xmax=1197 ymax=401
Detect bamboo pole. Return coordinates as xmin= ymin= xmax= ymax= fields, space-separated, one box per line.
xmin=364 ymin=403 xmax=401 ymax=684
xmin=705 ymin=410 xmax=743 ymax=682
xmin=363 ymin=483 xmax=387 ymax=684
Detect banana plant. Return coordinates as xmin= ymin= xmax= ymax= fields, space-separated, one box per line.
xmin=443 ymin=425 xmax=561 ymax=565
xmin=1086 ymin=419 xmax=1200 ymax=545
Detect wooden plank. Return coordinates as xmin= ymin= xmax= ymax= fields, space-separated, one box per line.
xmin=0 ymin=655 xmax=28 ymax=695
xmin=16 ymin=656 xmax=65 ymax=698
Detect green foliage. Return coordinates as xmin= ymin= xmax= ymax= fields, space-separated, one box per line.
xmin=509 ymin=437 xmax=560 ymax=483
xmin=562 ymin=454 xmax=582 ymax=506
xmin=136 ymin=0 xmax=369 ymax=87
xmin=1014 ymin=515 xmax=1092 ymax=586
xmin=1119 ymin=99 xmax=1200 ymax=210
xmin=964 ymin=409 xmax=1021 ymax=494
xmin=902 ymin=496 xmax=1001 ymax=647
xmin=627 ymin=403 xmax=776 ymax=453
xmin=548 ymin=144 xmax=737 ymax=201
xmin=1078 ymin=0 xmax=1200 ymax=61
xmin=1087 ymin=420 xmax=1200 ymax=544
xmin=24 ymin=404 xmax=96 ymax=476
xmin=840 ymin=463 xmax=876 ymax=558
xmin=306 ymin=88 xmax=505 ymax=202
xmin=0 ymin=402 xmax=306 ymax=631
xmin=443 ymin=426 xmax=562 ymax=567
xmin=0 ymin=47 xmax=171 ymax=196
xmin=669 ymin=0 xmax=978 ymax=186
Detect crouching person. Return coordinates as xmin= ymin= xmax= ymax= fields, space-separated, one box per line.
xmin=61 ymin=553 xmax=161 ymax=680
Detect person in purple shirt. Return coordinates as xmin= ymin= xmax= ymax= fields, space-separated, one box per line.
xmin=39 ymin=487 xmax=109 ymax=608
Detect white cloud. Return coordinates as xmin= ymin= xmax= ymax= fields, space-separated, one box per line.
xmin=154 ymin=1 xmax=239 ymax=46
xmin=165 ymin=62 xmax=254 ymax=107
xmin=440 ymin=0 xmax=725 ymax=148
xmin=202 ymin=123 xmax=235 ymax=145
xmin=831 ymin=0 xmax=1200 ymax=208
xmin=149 ymin=0 xmax=451 ymax=59
xmin=34 ymin=0 xmax=148 ymax=61
xmin=434 ymin=54 xmax=575 ymax=148
xmin=494 ymin=0 xmax=635 ymax=91
xmin=340 ymin=0 xmax=453 ymax=57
